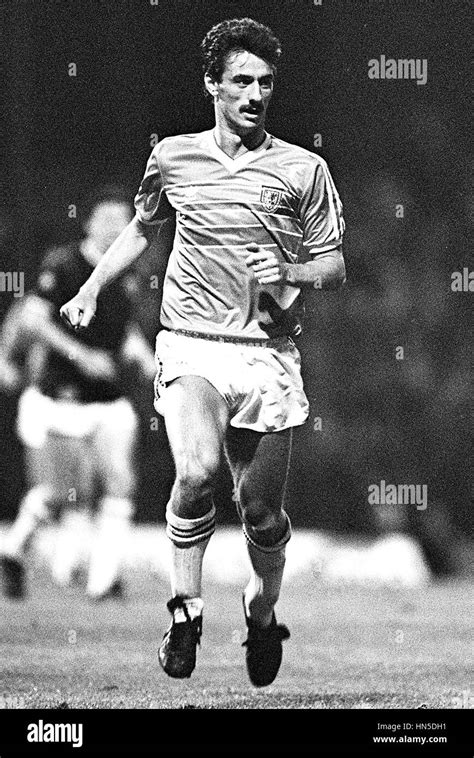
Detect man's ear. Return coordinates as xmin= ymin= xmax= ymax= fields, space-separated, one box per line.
xmin=204 ymin=74 xmax=218 ymax=98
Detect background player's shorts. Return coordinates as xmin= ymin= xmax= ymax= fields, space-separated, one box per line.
xmin=16 ymin=386 xmax=137 ymax=502
xmin=154 ymin=330 xmax=309 ymax=433
xmin=17 ymin=386 xmax=136 ymax=448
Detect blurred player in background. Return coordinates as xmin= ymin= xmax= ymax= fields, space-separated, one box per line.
xmin=60 ymin=19 xmax=346 ymax=686
xmin=0 ymin=297 xmax=100 ymax=593
xmin=0 ymin=186 xmax=155 ymax=600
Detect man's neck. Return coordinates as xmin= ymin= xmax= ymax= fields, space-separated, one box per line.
xmin=213 ymin=122 xmax=267 ymax=159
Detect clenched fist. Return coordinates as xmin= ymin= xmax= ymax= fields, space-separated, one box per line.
xmin=245 ymin=243 xmax=287 ymax=285
xmin=60 ymin=290 xmax=97 ymax=331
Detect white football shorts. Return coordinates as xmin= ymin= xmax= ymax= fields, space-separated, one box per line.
xmin=16 ymin=386 xmax=137 ymax=449
xmin=153 ymin=329 xmax=309 ymax=433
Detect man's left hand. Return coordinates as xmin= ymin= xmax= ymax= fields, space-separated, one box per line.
xmin=245 ymin=244 xmax=286 ymax=285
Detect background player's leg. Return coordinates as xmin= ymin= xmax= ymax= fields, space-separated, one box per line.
xmin=52 ymin=506 xmax=92 ymax=586
xmin=51 ymin=436 xmax=94 ymax=588
xmin=41 ymin=433 xmax=92 ymax=587
xmin=1 ymin=437 xmax=90 ymax=597
xmin=3 ymin=390 xmax=53 ymax=565
xmin=37 ymin=433 xmax=92 ymax=587
xmin=161 ymin=376 xmax=228 ymax=613
xmin=87 ymin=399 xmax=138 ymax=599
xmin=2 ymin=447 xmax=51 ymax=561
xmin=225 ymin=427 xmax=293 ymax=627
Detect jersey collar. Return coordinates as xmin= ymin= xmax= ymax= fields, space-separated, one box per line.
xmin=203 ymin=129 xmax=272 ymax=174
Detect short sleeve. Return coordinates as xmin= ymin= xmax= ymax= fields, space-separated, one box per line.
xmin=134 ymin=143 xmax=175 ymax=225
xmin=299 ymin=159 xmax=345 ymax=256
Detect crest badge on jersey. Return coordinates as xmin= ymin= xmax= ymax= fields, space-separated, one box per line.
xmin=260 ymin=186 xmax=282 ymax=213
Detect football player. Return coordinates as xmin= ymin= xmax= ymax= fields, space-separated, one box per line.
xmin=0 ymin=186 xmax=155 ymax=600
xmin=60 ymin=19 xmax=346 ymax=685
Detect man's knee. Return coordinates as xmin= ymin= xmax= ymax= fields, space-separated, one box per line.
xmin=168 ymin=450 xmax=221 ymax=519
xmin=174 ymin=450 xmax=221 ymax=498
xmin=235 ymin=474 xmax=280 ymax=524
xmin=239 ymin=496 xmax=282 ymax=533
xmin=240 ymin=497 xmax=292 ymax=553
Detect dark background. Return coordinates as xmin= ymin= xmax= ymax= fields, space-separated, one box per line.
xmin=1 ymin=1 xmax=472 ymax=546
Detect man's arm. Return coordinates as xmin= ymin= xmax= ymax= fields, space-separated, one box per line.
xmin=20 ymin=295 xmax=117 ymax=381
xmin=250 ymin=155 xmax=346 ymax=291
xmin=0 ymin=301 xmax=27 ymax=391
xmin=60 ymin=215 xmax=157 ymax=329
xmin=120 ymin=322 xmax=156 ymax=381
xmin=245 ymin=245 xmax=346 ymax=290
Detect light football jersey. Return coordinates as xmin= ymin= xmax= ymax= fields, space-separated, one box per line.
xmin=134 ymin=130 xmax=344 ymax=339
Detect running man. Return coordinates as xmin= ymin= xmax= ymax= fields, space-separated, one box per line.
xmin=0 ymin=186 xmax=155 ymax=600
xmin=60 ymin=18 xmax=346 ymax=685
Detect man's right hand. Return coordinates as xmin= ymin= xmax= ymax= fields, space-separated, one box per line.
xmin=60 ymin=290 xmax=98 ymax=331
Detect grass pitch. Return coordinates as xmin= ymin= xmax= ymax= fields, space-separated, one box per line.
xmin=1 ymin=567 xmax=472 ymax=710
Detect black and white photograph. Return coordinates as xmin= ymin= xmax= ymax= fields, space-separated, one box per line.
xmin=0 ymin=0 xmax=472 ymax=754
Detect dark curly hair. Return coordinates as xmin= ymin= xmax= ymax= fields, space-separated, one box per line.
xmin=200 ymin=18 xmax=282 ymax=91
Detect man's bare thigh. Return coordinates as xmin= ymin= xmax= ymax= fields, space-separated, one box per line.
xmin=160 ymin=375 xmax=229 ymax=468
xmin=225 ymin=426 xmax=293 ymax=511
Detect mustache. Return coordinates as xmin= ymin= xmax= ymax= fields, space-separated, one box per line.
xmin=240 ymin=105 xmax=264 ymax=114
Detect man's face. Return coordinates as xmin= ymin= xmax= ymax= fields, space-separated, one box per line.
xmin=85 ymin=200 xmax=132 ymax=252
xmin=209 ymin=50 xmax=274 ymax=135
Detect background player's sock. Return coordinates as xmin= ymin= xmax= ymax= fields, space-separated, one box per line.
xmin=2 ymin=486 xmax=51 ymax=559
xmin=166 ymin=504 xmax=215 ymax=618
xmin=51 ymin=506 xmax=92 ymax=586
xmin=86 ymin=496 xmax=133 ymax=598
xmin=243 ymin=514 xmax=292 ymax=628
